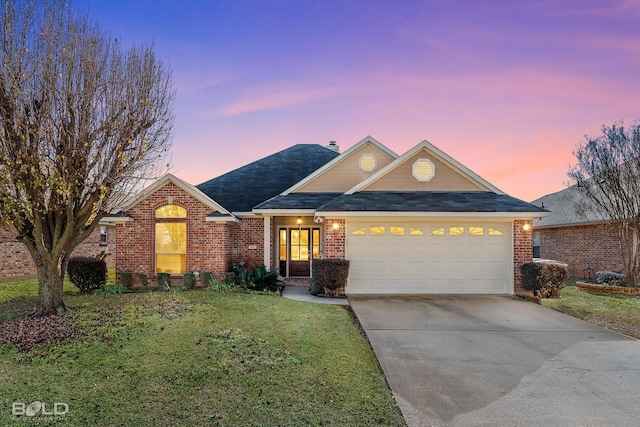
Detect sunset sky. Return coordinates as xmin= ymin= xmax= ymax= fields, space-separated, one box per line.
xmin=78 ymin=0 xmax=640 ymax=202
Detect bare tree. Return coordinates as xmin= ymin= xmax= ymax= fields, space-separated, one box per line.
xmin=568 ymin=121 xmax=640 ymax=286
xmin=0 ymin=0 xmax=174 ymax=315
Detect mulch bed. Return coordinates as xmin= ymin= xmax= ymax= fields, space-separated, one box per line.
xmin=577 ymin=282 xmax=640 ymax=296
xmin=0 ymin=314 xmax=84 ymax=352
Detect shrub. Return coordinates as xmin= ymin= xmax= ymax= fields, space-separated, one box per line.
xmin=120 ymin=272 xmax=133 ymax=289
xmin=232 ymin=262 xmax=249 ymax=285
xmin=312 ymin=259 xmax=350 ymax=292
xmin=225 ymin=272 xmax=237 ymax=285
xmin=230 ymin=263 xmax=279 ymax=291
xmin=183 ymin=273 xmax=196 ymax=290
xmin=138 ymin=273 xmax=148 ymax=288
xmin=249 ymin=264 xmax=279 ymax=292
xmin=67 ymin=256 xmax=107 ymax=294
xmin=520 ymin=261 xmax=568 ymax=299
xmin=308 ymin=282 xmax=324 ymax=296
xmin=596 ymin=271 xmax=626 ymax=285
xmin=156 ymin=273 xmax=171 ymax=291
xmin=202 ymin=271 xmax=214 ymax=286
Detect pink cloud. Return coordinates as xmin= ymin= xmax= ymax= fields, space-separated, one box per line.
xmin=218 ymin=84 xmax=353 ymax=117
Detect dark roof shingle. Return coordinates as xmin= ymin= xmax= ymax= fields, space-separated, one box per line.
xmin=254 ymin=192 xmax=344 ymax=210
xmin=531 ymin=186 xmax=605 ymax=228
xmin=196 ymin=144 xmax=339 ymax=212
xmin=317 ymin=191 xmax=548 ymax=213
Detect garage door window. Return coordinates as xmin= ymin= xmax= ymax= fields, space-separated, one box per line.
xmin=449 ymin=226 xmax=464 ymax=236
xmin=488 ymin=228 xmax=504 ymax=236
xmin=371 ymin=226 xmax=386 ymax=235
xmin=469 ymin=226 xmax=484 ymax=236
xmin=351 ymin=227 xmax=366 ymax=235
xmin=390 ymin=226 xmax=405 ymax=235
xmin=430 ymin=227 xmax=445 ymax=236
xmin=410 ymin=228 xmax=425 ymax=236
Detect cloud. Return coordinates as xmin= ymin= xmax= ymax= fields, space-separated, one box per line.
xmin=218 ymin=83 xmax=356 ymax=117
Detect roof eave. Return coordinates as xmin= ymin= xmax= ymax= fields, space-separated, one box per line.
xmin=533 ymin=219 xmax=608 ymax=229
xmin=316 ymin=211 xmax=550 ymax=218
xmin=101 ymin=216 xmax=134 ymax=223
xmin=205 ymin=216 xmax=241 ymax=223
xmin=252 ymin=209 xmax=317 ymax=215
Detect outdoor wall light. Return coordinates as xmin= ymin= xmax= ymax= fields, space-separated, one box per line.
xmin=332 ymin=222 xmax=340 ymax=230
xmin=522 ymin=223 xmax=531 ymax=231
xmin=296 ymin=216 xmax=302 ymax=225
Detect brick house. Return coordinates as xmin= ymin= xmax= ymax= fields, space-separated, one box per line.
xmin=532 ymin=186 xmax=626 ymax=279
xmin=106 ymin=137 xmax=547 ymax=294
xmin=0 ymin=224 xmax=115 ymax=279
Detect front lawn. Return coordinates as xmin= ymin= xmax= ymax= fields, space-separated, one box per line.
xmin=0 ymin=283 xmax=405 ymax=426
xmin=542 ymin=285 xmax=640 ymax=339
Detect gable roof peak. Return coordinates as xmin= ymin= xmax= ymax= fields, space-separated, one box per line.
xmin=345 ymin=139 xmax=504 ymax=195
xmin=121 ymin=173 xmax=232 ymax=215
xmin=281 ymin=136 xmax=398 ymax=195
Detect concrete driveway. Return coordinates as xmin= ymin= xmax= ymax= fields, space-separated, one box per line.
xmin=349 ymin=295 xmax=640 ymax=427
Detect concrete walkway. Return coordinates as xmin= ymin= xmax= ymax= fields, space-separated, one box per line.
xmin=281 ymin=284 xmax=349 ymax=305
xmin=350 ymin=295 xmax=640 ymax=427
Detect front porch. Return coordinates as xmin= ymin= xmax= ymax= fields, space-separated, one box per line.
xmin=263 ymin=215 xmax=345 ymax=280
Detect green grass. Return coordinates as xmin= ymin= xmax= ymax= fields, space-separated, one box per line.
xmin=0 ymin=283 xmax=404 ymax=426
xmin=0 ymin=277 xmax=79 ymax=321
xmin=542 ymin=285 xmax=640 ymax=339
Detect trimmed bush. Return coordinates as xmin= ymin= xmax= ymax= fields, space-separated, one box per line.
xmin=183 ymin=273 xmax=196 ymax=290
xmin=138 ymin=273 xmax=148 ymax=288
xmin=596 ymin=271 xmax=626 ymax=285
xmin=156 ymin=273 xmax=171 ymax=291
xmin=312 ymin=259 xmax=350 ymax=293
xmin=202 ymin=271 xmax=214 ymax=286
xmin=520 ymin=261 xmax=568 ymax=299
xmin=67 ymin=256 xmax=107 ymax=294
xmin=121 ymin=272 xmax=133 ymax=289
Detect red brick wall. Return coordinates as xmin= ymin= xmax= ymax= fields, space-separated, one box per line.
xmin=513 ymin=219 xmax=533 ymax=293
xmin=538 ymin=224 xmax=624 ymax=278
xmin=229 ymin=217 xmax=264 ymax=268
xmin=323 ymin=219 xmax=346 ymax=259
xmin=0 ymin=225 xmax=115 ymax=278
xmin=115 ymin=181 xmax=233 ymax=284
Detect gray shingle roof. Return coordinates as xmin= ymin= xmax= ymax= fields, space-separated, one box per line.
xmin=254 ymin=193 xmax=344 ymax=211
xmin=531 ymin=186 xmax=605 ymax=228
xmin=316 ymin=191 xmax=547 ymax=213
xmin=196 ymin=145 xmax=340 ymax=213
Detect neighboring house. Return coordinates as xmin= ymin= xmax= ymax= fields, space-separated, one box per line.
xmin=0 ymin=223 xmax=116 ymax=278
xmin=531 ymin=186 xmax=624 ymax=278
xmin=105 ymin=136 xmax=547 ymax=294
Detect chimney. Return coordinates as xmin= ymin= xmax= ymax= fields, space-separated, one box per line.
xmin=326 ymin=141 xmax=339 ymax=153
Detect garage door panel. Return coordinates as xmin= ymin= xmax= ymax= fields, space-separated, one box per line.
xmin=347 ymin=221 xmax=512 ymax=295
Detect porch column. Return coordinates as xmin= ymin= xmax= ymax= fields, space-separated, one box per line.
xmin=263 ymin=216 xmax=271 ymax=268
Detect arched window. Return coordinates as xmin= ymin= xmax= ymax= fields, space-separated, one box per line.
xmin=155 ymin=205 xmax=187 ymax=274
xmin=155 ymin=205 xmax=187 ymax=218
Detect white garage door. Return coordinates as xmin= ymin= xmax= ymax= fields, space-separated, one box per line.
xmin=347 ymin=222 xmax=512 ymax=294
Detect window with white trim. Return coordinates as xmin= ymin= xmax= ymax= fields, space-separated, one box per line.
xmin=155 ymin=205 xmax=187 ymax=274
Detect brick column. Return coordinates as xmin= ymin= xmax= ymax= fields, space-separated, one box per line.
xmin=513 ymin=219 xmax=534 ymax=293
xmin=323 ymin=219 xmax=346 ymax=259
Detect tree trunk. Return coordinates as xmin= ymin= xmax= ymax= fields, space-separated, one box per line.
xmin=31 ymin=258 xmax=69 ymax=317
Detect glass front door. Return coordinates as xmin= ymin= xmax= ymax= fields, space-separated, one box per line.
xmin=279 ymin=227 xmax=320 ymax=277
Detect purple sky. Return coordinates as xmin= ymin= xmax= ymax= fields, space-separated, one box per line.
xmin=78 ymin=0 xmax=640 ymax=202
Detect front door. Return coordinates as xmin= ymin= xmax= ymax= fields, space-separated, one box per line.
xmin=279 ymin=227 xmax=320 ymax=277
